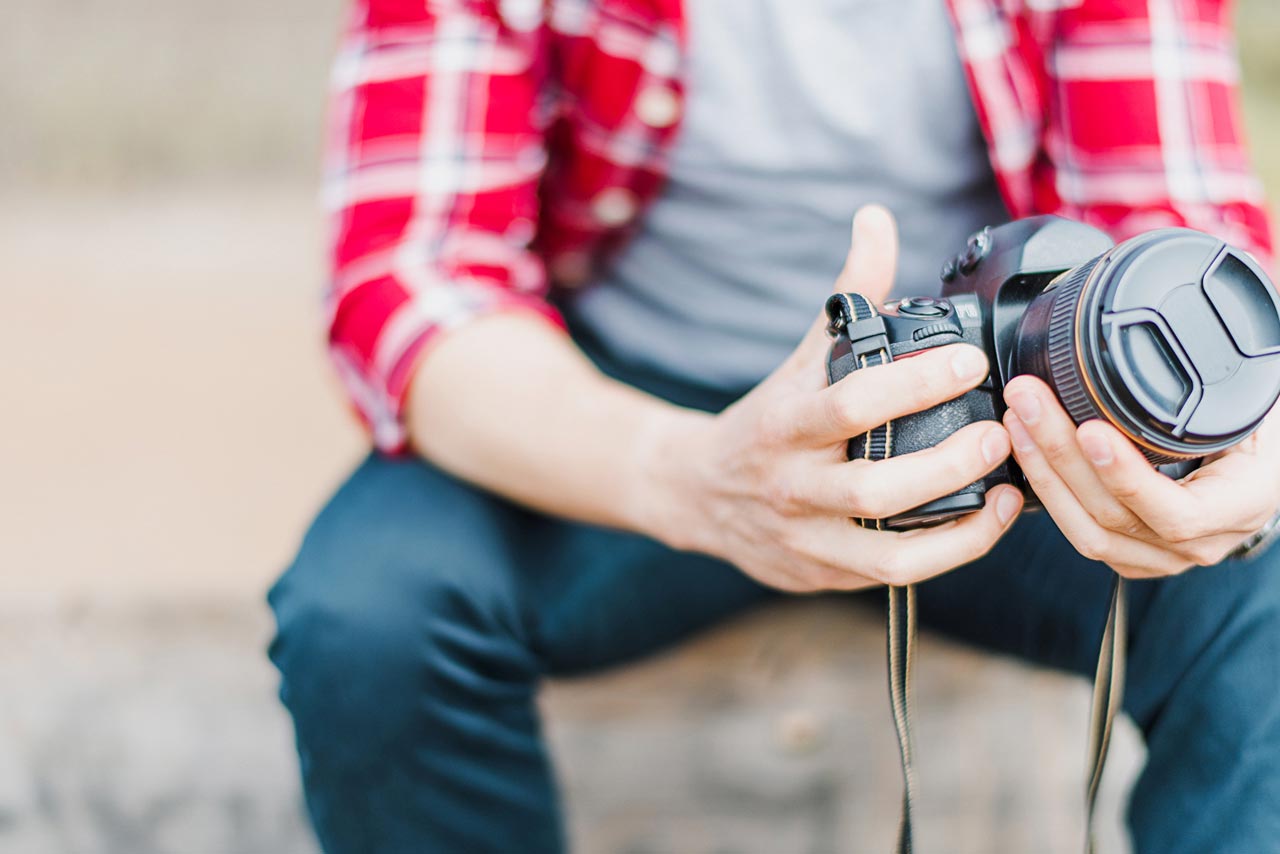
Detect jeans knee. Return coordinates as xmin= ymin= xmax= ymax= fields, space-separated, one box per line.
xmin=268 ymin=457 xmax=540 ymax=769
xmin=270 ymin=571 xmax=416 ymax=767
xmin=275 ymin=559 xmax=541 ymax=766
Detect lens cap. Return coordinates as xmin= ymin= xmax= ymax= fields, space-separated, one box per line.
xmin=1086 ymin=230 xmax=1280 ymax=451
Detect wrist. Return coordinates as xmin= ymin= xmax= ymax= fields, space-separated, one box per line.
xmin=626 ymin=405 xmax=717 ymax=553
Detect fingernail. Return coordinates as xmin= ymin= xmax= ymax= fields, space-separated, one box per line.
xmin=1080 ymin=432 xmax=1114 ymax=467
xmin=951 ymin=348 xmax=986 ymax=380
xmin=981 ymin=428 xmax=1009 ymax=466
xmin=996 ymin=489 xmax=1022 ymax=525
xmin=1006 ymin=391 xmax=1041 ymax=425
xmin=1006 ymin=412 xmax=1036 ymax=452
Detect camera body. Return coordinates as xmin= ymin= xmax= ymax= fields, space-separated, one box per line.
xmin=826 ymin=215 xmax=1280 ymax=531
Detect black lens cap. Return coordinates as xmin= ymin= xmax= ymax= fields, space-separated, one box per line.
xmin=1086 ymin=229 xmax=1280 ymax=450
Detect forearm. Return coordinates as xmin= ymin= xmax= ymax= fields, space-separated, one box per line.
xmin=406 ymin=312 xmax=707 ymax=544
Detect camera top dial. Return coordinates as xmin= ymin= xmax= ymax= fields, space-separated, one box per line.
xmin=877 ymin=297 xmax=968 ymax=359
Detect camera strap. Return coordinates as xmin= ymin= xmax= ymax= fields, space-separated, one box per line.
xmin=827 ymin=293 xmax=1126 ymax=854
xmin=1086 ymin=575 xmax=1126 ymax=854
xmin=827 ymin=293 xmax=917 ymax=854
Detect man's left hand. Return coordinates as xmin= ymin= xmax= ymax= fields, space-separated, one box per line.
xmin=1002 ymin=375 xmax=1280 ymax=578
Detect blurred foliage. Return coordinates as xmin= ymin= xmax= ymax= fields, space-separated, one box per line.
xmin=1238 ymin=0 xmax=1280 ymax=206
xmin=0 ymin=0 xmax=1277 ymax=205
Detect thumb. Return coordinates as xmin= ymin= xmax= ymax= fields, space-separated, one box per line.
xmin=786 ymin=205 xmax=901 ymax=372
xmin=834 ymin=204 xmax=899 ymax=304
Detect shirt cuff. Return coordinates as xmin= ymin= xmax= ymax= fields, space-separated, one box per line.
xmin=330 ymin=286 xmax=565 ymax=454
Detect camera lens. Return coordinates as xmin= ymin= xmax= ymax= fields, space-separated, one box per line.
xmin=1013 ymin=230 xmax=1280 ymax=462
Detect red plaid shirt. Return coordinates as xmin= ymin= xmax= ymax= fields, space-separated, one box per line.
xmin=326 ymin=0 xmax=1274 ymax=452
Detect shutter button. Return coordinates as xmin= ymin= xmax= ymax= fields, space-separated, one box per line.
xmin=897 ymin=297 xmax=948 ymax=318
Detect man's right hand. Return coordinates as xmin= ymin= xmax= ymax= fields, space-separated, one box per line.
xmin=644 ymin=206 xmax=1023 ymax=592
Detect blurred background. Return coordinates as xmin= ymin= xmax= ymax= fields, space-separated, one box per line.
xmin=2 ymin=1 xmax=1278 ymax=852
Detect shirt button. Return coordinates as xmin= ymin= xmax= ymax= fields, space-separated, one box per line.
xmin=551 ymin=251 xmax=592 ymax=287
xmin=592 ymin=188 xmax=638 ymax=227
xmin=499 ymin=0 xmax=541 ymax=32
xmin=635 ymin=85 xmax=681 ymax=128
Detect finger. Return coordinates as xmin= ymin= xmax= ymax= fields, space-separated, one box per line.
xmin=1076 ymin=419 xmax=1274 ymax=543
xmin=802 ymin=484 xmax=1025 ymax=587
xmin=786 ymin=205 xmax=901 ymax=370
xmin=789 ymin=343 xmax=989 ymax=446
xmin=1003 ymin=376 xmax=1149 ymax=538
xmin=803 ymin=421 xmax=1010 ymax=519
xmin=1006 ymin=411 xmax=1188 ymax=577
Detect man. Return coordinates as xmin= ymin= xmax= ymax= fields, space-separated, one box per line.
xmin=268 ymin=0 xmax=1280 ymax=851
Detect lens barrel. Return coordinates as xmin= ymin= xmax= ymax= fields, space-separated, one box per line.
xmin=1014 ymin=229 xmax=1280 ymax=461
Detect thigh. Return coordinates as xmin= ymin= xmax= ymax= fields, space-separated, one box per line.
xmin=271 ymin=452 xmax=774 ymax=683
xmin=527 ymin=521 xmax=776 ymax=675
xmin=268 ymin=452 xmax=547 ymax=770
xmin=270 ymin=451 xmax=537 ymax=660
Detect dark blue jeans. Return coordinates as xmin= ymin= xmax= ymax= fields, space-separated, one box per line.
xmin=269 ymin=353 xmax=1280 ymax=853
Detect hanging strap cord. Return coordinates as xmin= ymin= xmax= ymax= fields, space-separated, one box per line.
xmin=1085 ymin=576 xmax=1126 ymax=854
xmin=827 ymin=293 xmax=915 ymax=854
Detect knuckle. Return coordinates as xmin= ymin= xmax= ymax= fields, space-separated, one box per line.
xmin=844 ymin=478 xmax=887 ymax=519
xmin=1094 ymin=504 xmax=1134 ymax=532
xmin=1038 ymin=433 xmax=1075 ymax=464
xmin=1157 ymin=512 xmax=1204 ymax=543
xmin=1074 ymin=530 xmax=1110 ymax=562
xmin=872 ymin=550 xmax=913 ymax=586
xmin=821 ymin=389 xmax=859 ymax=436
xmin=763 ymin=474 xmax=806 ymax=517
xmin=1184 ymin=541 xmax=1227 ymax=567
xmin=936 ymin=444 xmax=978 ymax=484
xmin=756 ymin=406 xmax=794 ymax=448
xmin=1108 ymin=479 xmax=1144 ymax=503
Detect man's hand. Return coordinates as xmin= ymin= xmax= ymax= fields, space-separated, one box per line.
xmin=1004 ymin=376 xmax=1280 ymax=577
xmin=646 ymin=207 xmax=1023 ymax=593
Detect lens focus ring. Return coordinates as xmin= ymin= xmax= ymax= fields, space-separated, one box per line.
xmin=1044 ymin=259 xmax=1103 ymax=427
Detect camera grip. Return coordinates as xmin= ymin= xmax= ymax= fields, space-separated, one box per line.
xmin=826 ymin=291 xmax=1007 ymax=530
xmin=846 ymin=387 xmax=1003 ymax=530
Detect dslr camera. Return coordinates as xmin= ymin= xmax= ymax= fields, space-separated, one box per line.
xmin=826 ymin=216 xmax=1280 ymax=530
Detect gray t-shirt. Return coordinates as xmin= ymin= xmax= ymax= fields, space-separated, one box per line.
xmin=565 ymin=0 xmax=1008 ymax=391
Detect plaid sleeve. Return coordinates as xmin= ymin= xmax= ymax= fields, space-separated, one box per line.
xmin=1042 ymin=0 xmax=1274 ymax=272
xmin=324 ymin=0 xmax=563 ymax=453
